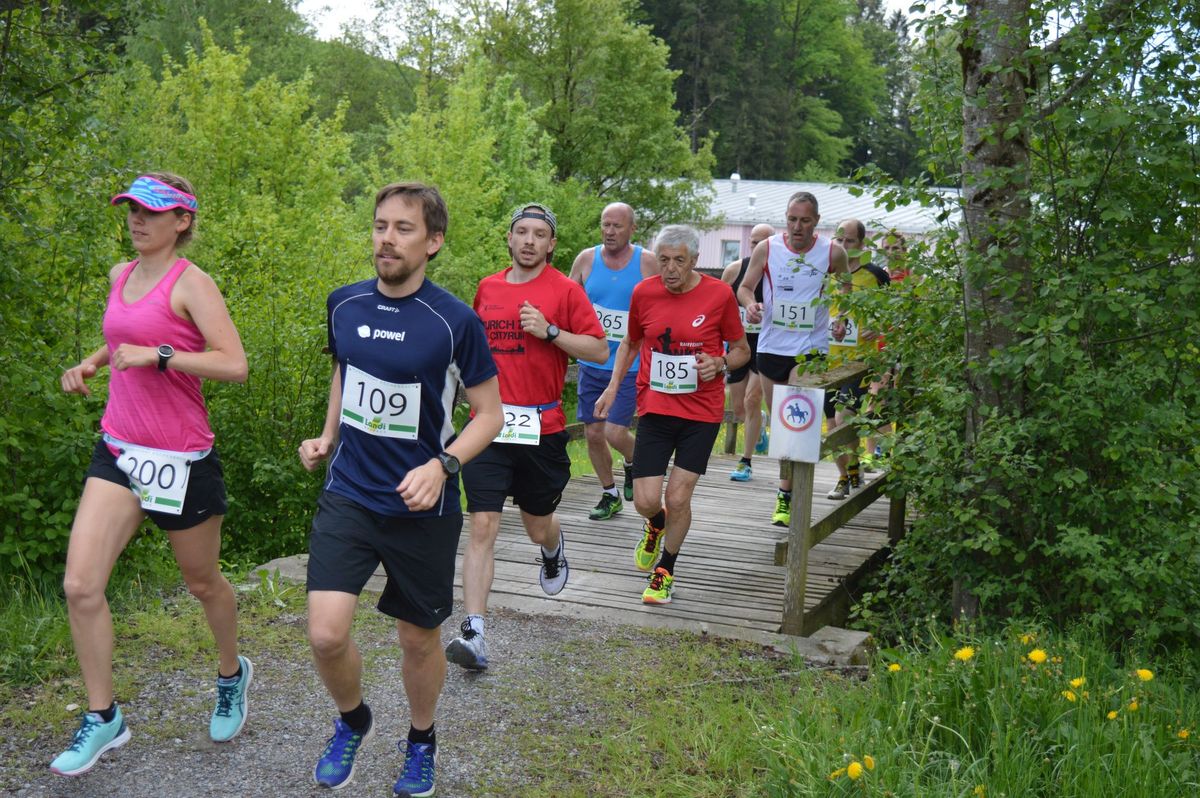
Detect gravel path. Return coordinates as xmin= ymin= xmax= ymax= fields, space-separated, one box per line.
xmin=2 ymin=602 xmax=670 ymax=798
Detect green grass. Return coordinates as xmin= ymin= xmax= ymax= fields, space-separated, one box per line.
xmin=503 ymin=626 xmax=1200 ymax=797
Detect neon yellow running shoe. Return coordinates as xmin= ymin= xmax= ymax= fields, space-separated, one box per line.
xmin=772 ymin=491 xmax=791 ymax=527
xmin=634 ymin=517 xmax=665 ymax=571
xmin=642 ymin=567 xmax=674 ymax=604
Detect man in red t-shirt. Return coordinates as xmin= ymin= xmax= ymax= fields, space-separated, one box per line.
xmin=446 ymin=203 xmax=607 ymax=671
xmin=595 ymin=225 xmax=750 ymax=605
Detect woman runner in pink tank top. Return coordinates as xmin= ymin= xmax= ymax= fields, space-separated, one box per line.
xmin=52 ymin=173 xmax=251 ymax=776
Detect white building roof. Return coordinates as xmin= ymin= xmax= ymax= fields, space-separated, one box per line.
xmin=708 ymin=177 xmax=955 ymax=235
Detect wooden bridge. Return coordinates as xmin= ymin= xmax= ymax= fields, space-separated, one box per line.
xmin=471 ymin=450 xmax=895 ymax=644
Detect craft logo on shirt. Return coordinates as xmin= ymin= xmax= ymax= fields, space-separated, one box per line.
xmin=356 ymin=324 xmax=406 ymax=342
xmin=691 ymin=314 xmax=706 ymax=327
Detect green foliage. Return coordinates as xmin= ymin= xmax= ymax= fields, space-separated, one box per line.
xmin=761 ymin=627 xmax=1200 ymax=796
xmin=854 ymin=1 xmax=1200 ymax=651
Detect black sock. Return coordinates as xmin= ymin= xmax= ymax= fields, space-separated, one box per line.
xmin=779 ymin=489 xmax=792 ymax=499
xmin=93 ymin=702 xmax=117 ymax=723
xmin=657 ymin=548 xmax=678 ymax=575
xmin=340 ymin=702 xmax=372 ymax=734
xmin=408 ymin=723 xmax=436 ymax=749
xmin=650 ymin=509 xmax=666 ymax=529
xmin=740 ymin=457 xmax=752 ymax=466
xmin=218 ymin=663 xmax=242 ymax=681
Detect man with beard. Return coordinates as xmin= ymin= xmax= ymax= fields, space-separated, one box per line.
xmin=298 ymin=182 xmax=503 ymax=796
xmin=568 ymin=202 xmax=659 ymax=520
xmin=446 ymin=203 xmax=608 ymax=671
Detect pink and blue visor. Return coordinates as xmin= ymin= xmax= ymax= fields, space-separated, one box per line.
xmin=110 ymin=176 xmax=198 ymax=213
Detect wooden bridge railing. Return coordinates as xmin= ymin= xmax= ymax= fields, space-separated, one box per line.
xmin=771 ymin=360 xmax=907 ymax=636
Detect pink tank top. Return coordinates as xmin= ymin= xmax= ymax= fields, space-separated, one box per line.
xmin=100 ymin=258 xmax=214 ymax=452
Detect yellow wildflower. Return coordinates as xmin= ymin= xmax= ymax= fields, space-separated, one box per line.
xmin=847 ymin=761 xmax=864 ymax=780
xmin=1107 ymin=710 xmax=1119 ymax=720
xmin=1128 ymin=699 xmax=1139 ymax=712
xmin=828 ymin=767 xmax=846 ymax=780
xmin=975 ymin=786 xmax=987 ymax=797
xmin=888 ymin=663 xmax=902 ymax=672
xmin=1052 ymin=656 xmax=1063 ymax=664
xmin=1070 ymin=677 xmax=1086 ymax=688
xmin=1027 ymin=649 xmax=1047 ymax=664
xmin=1019 ymin=633 xmax=1034 ymax=644
xmin=1061 ymin=690 xmax=1077 ymax=702
xmin=864 ymin=755 xmax=876 ymax=771
xmin=1136 ymin=669 xmax=1154 ymax=682
xmin=1179 ymin=729 xmax=1190 ymax=740
xmin=955 ymin=646 xmax=976 ymax=662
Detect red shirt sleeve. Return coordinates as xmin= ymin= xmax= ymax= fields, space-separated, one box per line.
xmin=560 ymin=278 xmax=604 ymax=338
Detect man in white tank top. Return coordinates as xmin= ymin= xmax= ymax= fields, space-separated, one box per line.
xmin=737 ymin=191 xmax=849 ymax=527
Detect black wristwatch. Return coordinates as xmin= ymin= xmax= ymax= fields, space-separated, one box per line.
xmin=437 ymin=451 xmax=461 ymax=477
xmin=545 ymin=324 xmax=560 ymax=343
xmin=157 ymin=344 xmax=175 ymax=371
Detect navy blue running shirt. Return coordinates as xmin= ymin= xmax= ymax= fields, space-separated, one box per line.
xmin=323 ymin=279 xmax=498 ymax=517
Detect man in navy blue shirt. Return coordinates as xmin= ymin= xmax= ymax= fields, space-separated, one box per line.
xmin=298 ymin=182 xmax=502 ymax=797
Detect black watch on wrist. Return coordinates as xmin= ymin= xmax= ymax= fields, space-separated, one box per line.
xmin=437 ymin=451 xmax=461 ymax=477
xmin=545 ymin=324 xmax=560 ymax=343
xmin=157 ymin=344 xmax=175 ymax=371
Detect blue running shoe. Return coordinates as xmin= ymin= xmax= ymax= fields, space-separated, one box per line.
xmin=393 ymin=740 xmax=437 ymax=797
xmin=50 ymin=707 xmax=131 ymax=776
xmin=210 ymin=655 xmax=253 ymax=742
xmin=755 ymin=416 xmax=769 ymax=454
xmin=730 ymin=462 xmax=752 ymax=482
xmin=314 ymin=716 xmax=374 ymax=789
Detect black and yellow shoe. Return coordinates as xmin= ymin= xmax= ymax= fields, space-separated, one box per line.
xmin=588 ymin=492 xmax=623 ymax=520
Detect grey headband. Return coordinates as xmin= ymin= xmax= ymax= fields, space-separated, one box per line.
xmin=509 ymin=203 xmax=557 ymax=236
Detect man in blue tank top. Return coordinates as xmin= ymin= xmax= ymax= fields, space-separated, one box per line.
xmin=568 ymin=202 xmax=659 ymax=520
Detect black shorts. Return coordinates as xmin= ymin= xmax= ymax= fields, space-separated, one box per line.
xmin=462 ymin=431 xmax=571 ymax=516
xmin=85 ymin=438 xmax=227 ymax=532
xmin=824 ymin=379 xmax=869 ymax=419
xmin=757 ymin=351 xmax=826 ymax=385
xmin=306 ymin=491 xmax=461 ymax=628
xmin=632 ymin=413 xmax=721 ymax=478
xmin=725 ymin=334 xmax=759 ymax=385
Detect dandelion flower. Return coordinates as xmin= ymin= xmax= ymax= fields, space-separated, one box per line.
xmin=847 ymin=761 xmax=864 ymax=780
xmin=1027 ymin=649 xmax=1047 ymax=664
xmin=1128 ymin=699 xmax=1139 ymax=712
xmin=1061 ymin=690 xmax=1077 ymax=702
xmin=1107 ymin=710 xmax=1119 ymax=720
xmin=955 ymin=646 xmax=976 ymax=662
xmin=1070 ymin=677 xmax=1086 ymax=688
xmin=1179 ymin=729 xmax=1190 ymax=740
xmin=828 ymin=767 xmax=846 ymax=780
xmin=1136 ymin=669 xmax=1154 ymax=682
xmin=975 ymin=787 xmax=987 ymax=797
xmin=1019 ymin=633 xmax=1035 ymax=644
xmin=864 ymin=755 xmax=876 ymax=771
xmin=888 ymin=663 xmax=902 ymax=672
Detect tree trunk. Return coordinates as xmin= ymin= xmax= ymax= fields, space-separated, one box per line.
xmin=955 ymin=0 xmax=1033 ymax=618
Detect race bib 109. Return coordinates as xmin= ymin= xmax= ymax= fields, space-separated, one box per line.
xmin=341 ymin=363 xmax=420 ymax=440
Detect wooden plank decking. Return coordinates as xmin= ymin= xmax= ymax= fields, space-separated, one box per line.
xmin=469 ymin=452 xmax=892 ymax=641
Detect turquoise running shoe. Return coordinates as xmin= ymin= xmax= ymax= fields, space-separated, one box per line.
xmin=730 ymin=462 xmax=752 ymax=482
xmin=314 ymin=715 xmax=374 ymax=789
xmin=210 ymin=655 xmax=253 ymax=742
xmin=393 ymin=740 xmax=437 ymax=797
xmin=50 ymin=706 xmax=131 ymax=776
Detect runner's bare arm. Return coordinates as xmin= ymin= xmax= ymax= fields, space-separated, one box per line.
xmin=594 ymin=335 xmax=640 ymax=419
xmin=829 ymin=242 xmax=852 ymax=294
xmin=61 ymin=345 xmax=110 ymax=397
xmin=738 ymin=241 xmax=768 ymax=323
xmin=567 ymin=248 xmax=593 ymax=287
xmin=720 ymin=259 xmax=741 ymax=285
xmin=724 ymin=335 xmax=751 ymax=372
xmin=519 ymin=300 xmax=608 ymax=364
xmin=299 ymin=359 xmax=342 ymax=471
xmin=110 ymin=266 xmax=248 ymax=382
xmin=640 ymin=247 xmax=661 ymax=278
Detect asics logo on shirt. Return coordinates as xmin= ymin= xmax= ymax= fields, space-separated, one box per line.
xmin=691 ymin=315 xmax=706 ymax=327
xmin=356 ymin=324 xmax=407 ymax=342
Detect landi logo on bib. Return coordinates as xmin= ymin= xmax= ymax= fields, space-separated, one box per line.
xmin=691 ymin=315 xmax=706 ymax=327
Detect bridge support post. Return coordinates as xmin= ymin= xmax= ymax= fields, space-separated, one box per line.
xmin=780 ymin=458 xmax=816 ymax=636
